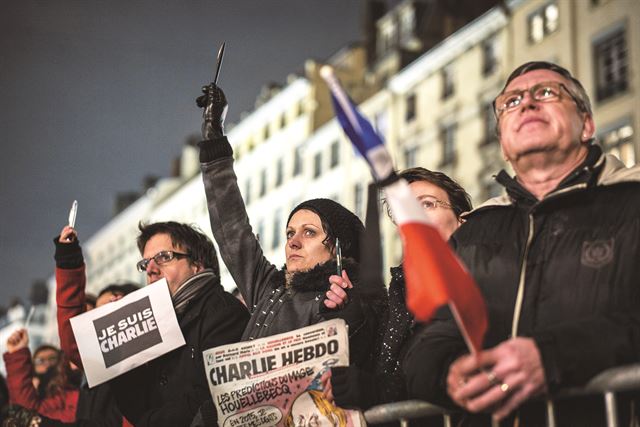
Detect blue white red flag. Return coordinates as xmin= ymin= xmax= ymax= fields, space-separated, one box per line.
xmin=320 ymin=66 xmax=393 ymax=182
xmin=321 ymin=66 xmax=487 ymax=353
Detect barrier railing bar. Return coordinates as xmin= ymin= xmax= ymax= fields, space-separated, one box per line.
xmin=545 ymin=399 xmax=556 ymax=427
xmin=363 ymin=363 xmax=640 ymax=425
xmin=364 ymin=400 xmax=453 ymax=424
xmin=605 ymin=391 xmax=619 ymax=427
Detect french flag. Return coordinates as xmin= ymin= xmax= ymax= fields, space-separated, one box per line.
xmin=320 ymin=66 xmax=487 ymax=352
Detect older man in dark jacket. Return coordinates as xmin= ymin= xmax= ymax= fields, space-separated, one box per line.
xmin=403 ymin=62 xmax=640 ymax=426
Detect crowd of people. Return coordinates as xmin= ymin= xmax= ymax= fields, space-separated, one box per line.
xmin=1 ymin=61 xmax=639 ymax=427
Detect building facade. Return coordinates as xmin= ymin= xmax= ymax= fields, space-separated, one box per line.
xmin=41 ymin=0 xmax=639 ymax=342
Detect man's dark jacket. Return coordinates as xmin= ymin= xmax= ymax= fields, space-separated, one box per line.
xmin=55 ymin=239 xmax=249 ymax=427
xmin=404 ymin=145 xmax=640 ymax=425
xmin=111 ymin=273 xmax=249 ymax=427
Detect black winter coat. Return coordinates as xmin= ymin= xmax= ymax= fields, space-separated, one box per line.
xmin=111 ymin=274 xmax=249 ymax=427
xmin=404 ymin=146 xmax=640 ymax=426
xmin=75 ymin=381 xmax=122 ymax=427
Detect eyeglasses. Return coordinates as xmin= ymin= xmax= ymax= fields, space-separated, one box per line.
xmin=136 ymin=250 xmax=191 ymax=272
xmin=493 ymin=81 xmax=587 ymax=117
xmin=34 ymin=356 xmax=59 ymax=366
xmin=418 ymin=196 xmax=453 ymax=211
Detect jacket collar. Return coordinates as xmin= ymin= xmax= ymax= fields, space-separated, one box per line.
xmin=274 ymin=258 xmax=359 ymax=292
xmin=497 ymin=143 xmax=604 ymax=205
xmin=464 ymin=143 xmax=606 ymax=216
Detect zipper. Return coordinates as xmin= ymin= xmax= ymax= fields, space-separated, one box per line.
xmin=510 ymin=181 xmax=588 ymax=337
xmin=511 ymin=212 xmax=534 ymax=338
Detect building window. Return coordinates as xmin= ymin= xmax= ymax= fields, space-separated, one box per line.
xmin=271 ymin=209 xmax=282 ymax=250
xmin=244 ymin=179 xmax=252 ymax=205
xmin=594 ymin=28 xmax=628 ymax=102
xmin=442 ymin=65 xmax=455 ymax=100
xmin=375 ymin=110 xmax=388 ymax=137
xmin=482 ymin=102 xmax=498 ymax=145
xmin=256 ymin=220 xmax=264 ymax=244
xmin=377 ymin=20 xmax=396 ymax=57
xmin=259 ymin=170 xmax=267 ymax=197
xmin=405 ymin=93 xmax=417 ymax=122
xmin=264 ymin=125 xmax=270 ymax=141
xmin=313 ymin=152 xmax=322 ymax=178
xmin=247 ymin=138 xmax=255 ymax=153
xmin=399 ymin=6 xmax=415 ymax=43
xmin=354 ymin=183 xmax=364 ymax=220
xmin=280 ymin=113 xmax=287 ymax=130
xmin=275 ymin=158 xmax=284 ymax=187
xmin=440 ymin=123 xmax=457 ymax=167
xmin=330 ymin=141 xmax=340 ymax=168
xmin=293 ymin=146 xmax=303 ymax=176
xmin=528 ymin=2 xmax=559 ymax=44
xmin=403 ymin=145 xmax=418 ymax=168
xmin=482 ymin=37 xmax=497 ymax=76
xmin=600 ymin=121 xmax=635 ymax=167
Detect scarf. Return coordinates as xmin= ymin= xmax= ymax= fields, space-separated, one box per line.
xmin=172 ymin=269 xmax=214 ymax=315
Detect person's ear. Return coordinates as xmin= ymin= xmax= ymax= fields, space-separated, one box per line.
xmin=191 ymin=261 xmax=204 ymax=273
xmin=581 ymin=114 xmax=596 ymax=143
xmin=500 ymin=144 xmax=509 ymax=162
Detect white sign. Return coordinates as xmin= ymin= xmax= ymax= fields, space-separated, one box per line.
xmin=70 ymin=279 xmax=185 ymax=387
xmin=204 ymin=319 xmax=362 ymax=427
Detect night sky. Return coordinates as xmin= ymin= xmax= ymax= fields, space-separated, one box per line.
xmin=0 ymin=1 xmax=363 ymax=305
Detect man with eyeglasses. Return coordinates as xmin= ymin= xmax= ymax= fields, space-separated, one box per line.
xmin=404 ymin=61 xmax=640 ymax=425
xmin=55 ymin=221 xmax=249 ymax=426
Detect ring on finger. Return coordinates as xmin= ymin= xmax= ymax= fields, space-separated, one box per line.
xmin=485 ymin=370 xmax=500 ymax=386
xmin=500 ymin=382 xmax=510 ymax=393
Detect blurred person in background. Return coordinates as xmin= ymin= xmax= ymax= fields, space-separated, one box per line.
xmin=3 ymin=329 xmax=80 ymax=425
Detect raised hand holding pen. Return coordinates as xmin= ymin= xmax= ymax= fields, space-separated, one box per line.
xmin=62 ymin=200 xmax=78 ymax=242
xmin=59 ymin=225 xmax=77 ymax=244
xmin=196 ymin=42 xmax=228 ymax=140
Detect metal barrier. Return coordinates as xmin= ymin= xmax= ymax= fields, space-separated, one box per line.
xmin=363 ymin=363 xmax=640 ymax=427
xmin=364 ymin=400 xmax=454 ymax=427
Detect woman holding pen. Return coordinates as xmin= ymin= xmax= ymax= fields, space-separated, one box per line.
xmin=196 ymin=82 xmax=386 ymax=368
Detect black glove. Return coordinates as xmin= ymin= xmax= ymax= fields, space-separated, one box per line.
xmin=196 ymin=83 xmax=228 ymax=140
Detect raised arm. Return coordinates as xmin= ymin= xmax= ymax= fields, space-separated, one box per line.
xmin=54 ymin=225 xmax=86 ymax=368
xmin=3 ymin=330 xmax=73 ymax=418
xmin=197 ymin=84 xmax=277 ymax=308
